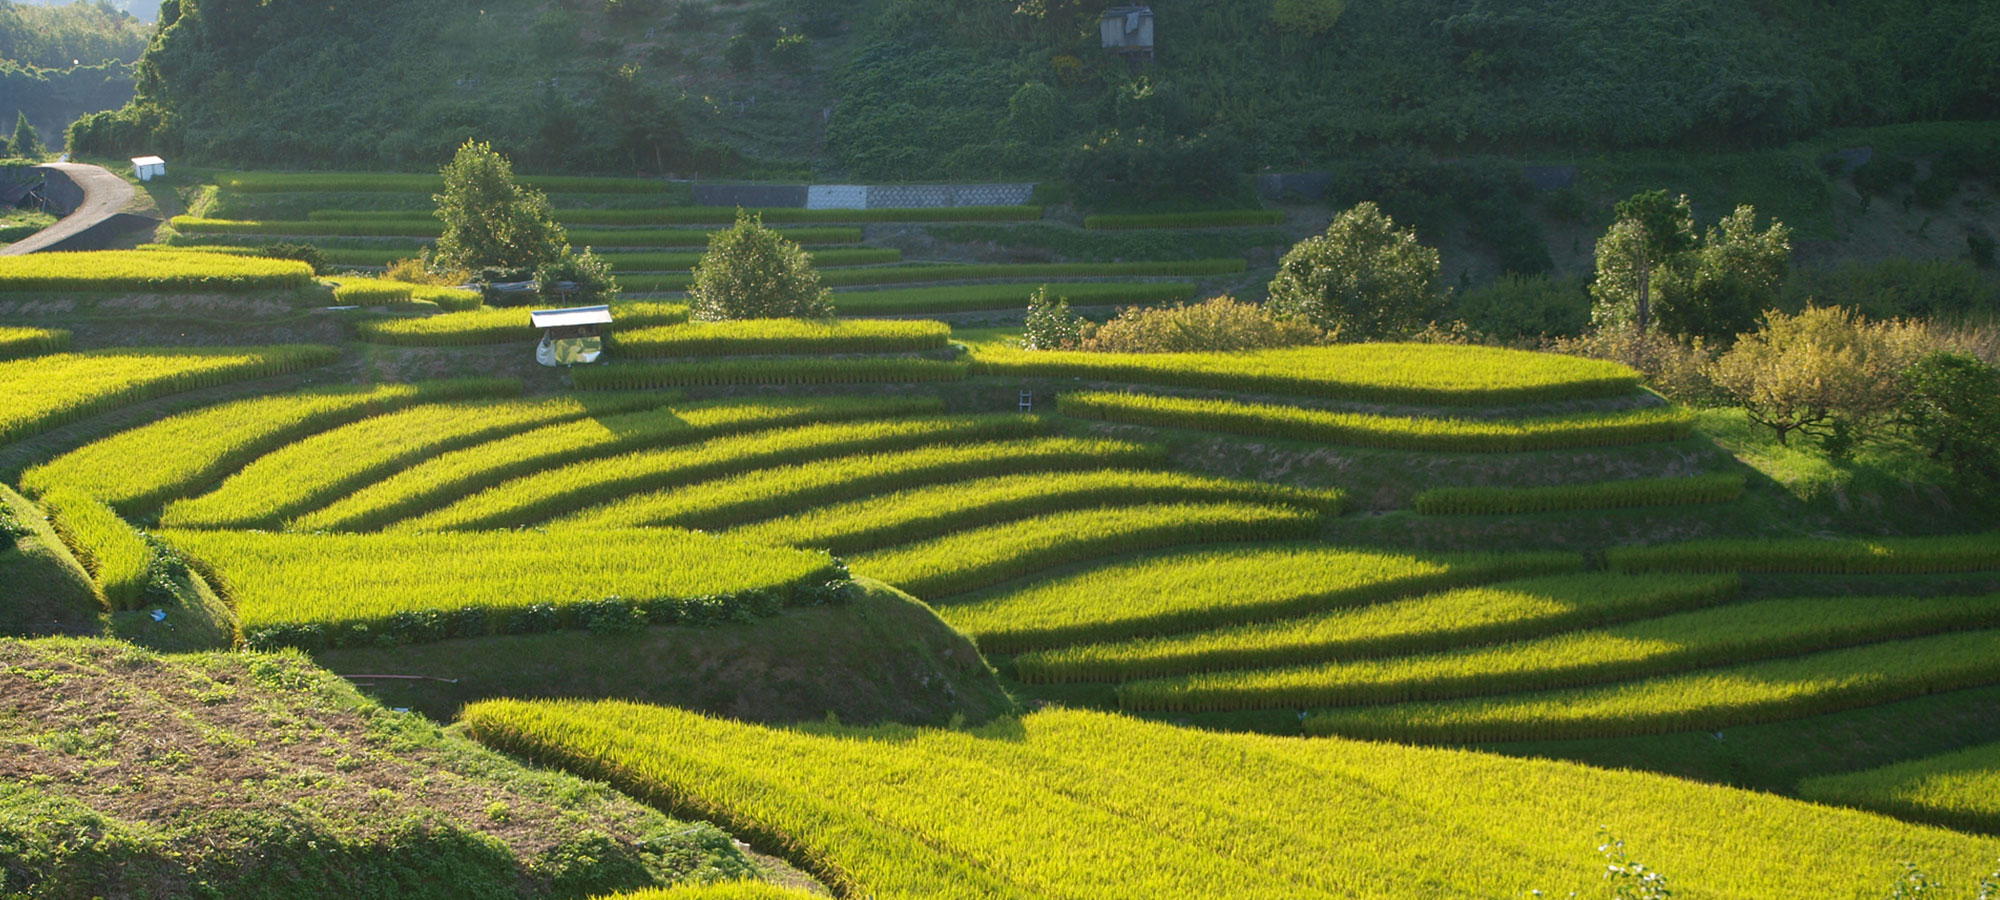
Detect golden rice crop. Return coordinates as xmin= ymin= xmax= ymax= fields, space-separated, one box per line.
xmin=398 ymin=414 xmax=1045 ymax=532
xmin=0 ymin=326 xmax=68 ymax=360
xmin=356 ymin=301 xmax=690 ymax=347
xmin=20 ymin=379 xmax=516 ymax=515
xmin=1060 ymin=391 xmax=1695 ymax=452
xmin=1123 ymin=593 xmax=2000 ymax=712
xmin=1014 ymin=573 xmax=1736 ymax=683
xmin=161 ymin=528 xmax=840 ymax=644
xmin=985 ymin=344 xmax=1640 ymax=405
xmin=612 ymin=319 xmax=951 ymax=358
xmin=1609 ymin=534 xmax=2000 ymax=574
xmin=555 ymin=437 xmax=1167 ymax=531
xmin=36 ymin=487 xmax=151 ymax=611
xmin=0 ymin=346 xmax=338 ymax=445
xmin=1304 ymin=627 xmax=2000 ymax=743
xmin=294 ymin=396 xmax=937 ymax=532
xmin=1413 ymin=474 xmax=1745 ymax=515
xmin=573 ymin=358 xmax=969 ymax=390
xmin=329 ymin=277 xmax=483 ymax=311
xmin=1798 ymin=740 xmax=2000 ymax=835
xmin=161 ymin=395 xmax=661 ymax=529
xmin=945 ymin=546 xmax=1581 ymax=656
xmin=598 ymin=884 xmax=824 ymax=900
xmin=729 ymin=469 xmax=1345 ymax=555
xmin=853 ymin=502 xmax=1324 ymax=600
xmin=0 ymin=250 xmax=315 ymax=292
xmin=832 ymin=282 xmax=1197 ymax=316
xmin=460 ymin=702 xmax=2000 ymax=899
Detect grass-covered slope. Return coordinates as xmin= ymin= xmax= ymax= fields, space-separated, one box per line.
xmin=463 ymin=702 xmax=2000 ymax=899
xmin=0 ymin=485 xmax=103 ymax=637
xmin=0 ymin=639 xmax=773 ymax=900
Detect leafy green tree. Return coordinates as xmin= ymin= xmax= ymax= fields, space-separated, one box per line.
xmin=1656 ymin=205 xmax=1792 ymax=342
xmin=1708 ymin=306 xmax=1925 ymax=449
xmin=11 ymin=112 xmax=45 ymax=159
xmin=687 ymin=211 xmax=832 ymax=320
xmin=1021 ymin=285 xmax=1085 ymax=350
xmin=1590 ymin=190 xmax=1695 ymax=335
xmin=534 ymin=246 xmax=619 ymax=303
xmin=1900 ymin=351 xmax=2000 ymax=484
xmin=1266 ymin=202 xmax=1441 ymax=341
xmin=431 ymin=140 xmax=566 ymax=275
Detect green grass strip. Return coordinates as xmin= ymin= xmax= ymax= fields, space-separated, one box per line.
xmin=36 ymin=488 xmax=152 ymax=611
xmin=558 ymin=437 xmax=1165 ymax=531
xmin=1798 ymin=740 xmax=2000 ymax=835
xmin=573 ymin=358 xmax=970 ymax=390
xmin=1304 ymin=627 xmax=2000 ymax=743
xmin=294 ymin=396 xmax=935 ymax=533
xmin=1413 ymin=474 xmax=1745 ymax=515
xmin=1083 ymin=210 xmax=1285 ymax=229
xmin=855 ymin=503 xmax=1325 ymax=600
xmin=0 ymin=326 xmax=70 ymax=360
xmin=983 ymin=344 xmax=1640 ymax=406
xmin=1015 ymin=573 xmax=1736 ymax=684
xmin=730 ymin=469 xmax=1345 ymax=556
xmin=355 ymin=301 xmax=691 ymax=347
xmin=160 ymin=395 xmax=662 ymax=530
xmin=20 ymin=379 xmax=516 ymax=516
xmin=0 ymin=346 xmax=339 ymax=445
xmin=1060 ymin=391 xmax=1692 ymax=451
xmin=946 ymin=547 xmax=1581 ymax=656
xmin=1609 ymin=534 xmax=2000 ymax=574
xmin=832 ymin=282 xmax=1197 ymax=316
xmin=1124 ymin=593 xmax=2000 ymax=712
xmin=397 ymin=414 xmax=1045 ymax=532
xmin=612 ymin=318 xmax=949 ymax=358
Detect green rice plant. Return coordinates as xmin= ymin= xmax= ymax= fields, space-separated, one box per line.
xmin=565 ymin=226 xmax=863 ymax=247
xmin=410 ymin=284 xmax=483 ymax=311
xmin=557 ymin=437 xmax=1167 ymax=531
xmin=36 ymin=487 xmax=151 ymax=611
xmin=356 ymin=301 xmax=690 ymax=347
xmin=602 ymin=247 xmax=901 ymax=272
xmin=160 ymin=395 xmax=661 ymax=530
xmin=315 ymin=246 xmax=419 ymax=267
xmin=1304 ymin=627 xmax=2000 ymax=743
xmin=1609 ymin=534 xmax=2000 ymax=574
xmin=161 ymin=528 xmax=841 ymax=647
xmin=854 ymin=503 xmax=1324 ymax=600
xmin=1413 ymin=474 xmax=1745 ymax=515
xmin=170 ymin=216 xmax=444 ymax=238
xmin=573 ymin=358 xmax=970 ymax=390
xmin=612 ymin=319 xmax=951 ymax=358
xmin=730 ymin=469 xmax=1345 ymax=556
xmin=0 ymin=346 xmax=339 ymax=445
xmin=1798 ymin=740 xmax=2000 ymax=835
xmin=1015 ymin=573 xmax=1738 ymax=684
xmin=618 ymin=261 xmax=1241 ymax=294
xmin=832 ymin=282 xmax=1197 ymax=316
xmin=292 ymin=396 xmax=943 ymax=532
xmin=1084 ymin=210 xmax=1285 ymax=229
xmin=399 ymin=414 xmax=1046 ymax=532
xmin=946 ymin=547 xmax=1581 ymax=656
xmin=214 ymin=171 xmax=677 ymax=194
xmin=460 ymin=702 xmax=2000 ymax=900
xmin=0 ymin=326 xmax=69 ymax=360
xmin=1059 ymin=391 xmax=1694 ymax=451
xmin=330 ymin=278 xmax=418 ymax=306
xmin=20 ymin=379 xmax=517 ymax=515
xmin=0 ymin=250 xmax=316 ymax=292
xmin=550 ymin=206 xmax=1043 ymax=225
xmin=1122 ymin=593 xmax=2000 ymax=712
xmin=987 ymin=344 xmax=1640 ymax=406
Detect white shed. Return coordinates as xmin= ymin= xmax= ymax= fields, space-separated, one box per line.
xmin=1100 ymin=6 xmax=1154 ymax=60
xmin=531 ymin=304 xmax=612 ymax=367
xmin=131 ymin=156 xmax=166 ymax=182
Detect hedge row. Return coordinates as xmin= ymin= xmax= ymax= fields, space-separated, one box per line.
xmin=1120 ymin=592 xmax=2000 ymax=713
xmin=612 ymin=319 xmax=951 ymax=358
xmin=1012 ymin=572 xmax=1734 ymax=684
xmin=1608 ymin=534 xmax=2000 ymax=574
xmin=833 ymin=282 xmax=1197 ymax=316
xmin=1083 ymin=210 xmax=1285 ymax=229
xmin=355 ymin=301 xmax=690 ymax=347
xmin=574 ymin=358 xmax=970 ymax=390
xmin=1058 ymin=391 xmax=1692 ymax=452
xmin=0 ymin=250 xmax=316 ymax=293
xmin=0 ymin=326 xmax=69 ymax=360
xmin=1413 ymin=474 xmax=1746 ymax=515
xmin=0 ymin=345 xmax=340 ymax=445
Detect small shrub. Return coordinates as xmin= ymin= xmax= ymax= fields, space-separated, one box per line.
xmin=535 ymin=246 xmax=620 ymax=303
xmin=1022 ymin=285 xmax=1085 ymax=350
xmin=1900 ymin=350 xmax=2000 ymax=485
xmin=687 ymin=211 xmax=832 ymax=321
xmin=1709 ymin=306 xmax=1931 ymax=447
xmin=1083 ymin=296 xmax=1323 ymax=353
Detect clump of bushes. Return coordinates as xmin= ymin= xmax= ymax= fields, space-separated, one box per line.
xmin=1084 ymin=297 xmax=1323 ymax=353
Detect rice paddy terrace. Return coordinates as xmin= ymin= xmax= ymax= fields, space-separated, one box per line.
xmin=3 ymin=172 xmax=1999 ymax=898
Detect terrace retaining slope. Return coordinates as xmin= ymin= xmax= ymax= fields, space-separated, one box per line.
xmin=0 ymin=163 xmax=161 ymax=256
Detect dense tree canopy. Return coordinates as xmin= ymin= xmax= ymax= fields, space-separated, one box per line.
xmin=1266 ymin=202 xmax=1441 ymax=342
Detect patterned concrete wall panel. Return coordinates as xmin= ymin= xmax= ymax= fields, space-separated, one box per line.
xmin=692 ymin=184 xmax=809 ymax=208
xmin=863 ymin=183 xmax=1037 ymax=208
xmin=807 ymin=185 xmax=869 ymax=209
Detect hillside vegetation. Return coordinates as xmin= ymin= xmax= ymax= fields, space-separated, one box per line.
xmin=0 ymin=0 xmax=149 ymax=150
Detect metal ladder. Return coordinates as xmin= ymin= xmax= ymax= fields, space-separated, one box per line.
xmin=1018 ymin=390 xmax=1033 ymax=413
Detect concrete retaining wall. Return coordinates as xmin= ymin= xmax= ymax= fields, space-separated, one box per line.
xmin=693 ymin=182 xmax=1035 ymax=210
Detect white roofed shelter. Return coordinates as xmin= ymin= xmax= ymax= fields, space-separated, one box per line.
xmin=531 ymin=305 xmax=612 ymax=367
xmin=131 ymin=156 xmax=166 ymax=182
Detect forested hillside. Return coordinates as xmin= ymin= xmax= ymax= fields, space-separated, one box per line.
xmin=0 ymin=0 xmax=150 ymax=154
xmin=65 ymin=0 xmax=2000 ymax=180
